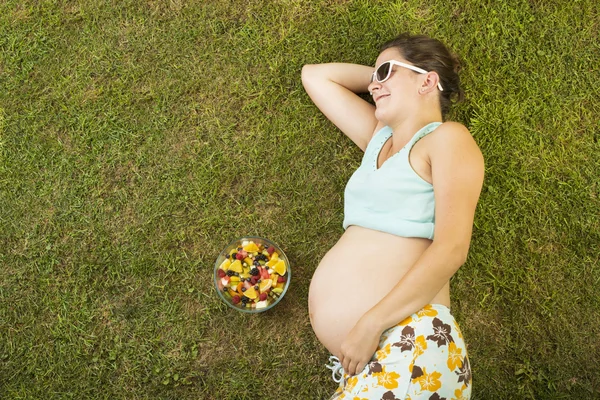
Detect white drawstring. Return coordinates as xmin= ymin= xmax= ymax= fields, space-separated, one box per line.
xmin=325 ymin=355 xmax=344 ymax=383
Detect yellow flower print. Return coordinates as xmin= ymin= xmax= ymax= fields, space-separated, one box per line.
xmin=375 ymin=367 xmax=401 ymax=390
xmin=454 ymin=384 xmax=469 ymax=400
xmin=372 ymin=365 xmax=385 ymax=377
xmin=453 ymin=320 xmax=464 ymax=340
xmin=415 ymin=367 xmax=442 ymax=392
xmin=398 ymin=316 xmax=413 ymax=326
xmin=447 ymin=342 xmax=463 ymax=371
xmin=345 ymin=375 xmax=358 ymax=393
xmin=351 ymin=397 xmax=369 ymax=400
xmin=414 ymin=335 xmax=428 ymax=357
xmin=416 ymin=304 xmax=439 ymax=319
xmin=376 ymin=343 xmax=391 ymax=361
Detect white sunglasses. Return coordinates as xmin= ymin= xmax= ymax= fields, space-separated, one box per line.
xmin=371 ymin=60 xmax=444 ymax=91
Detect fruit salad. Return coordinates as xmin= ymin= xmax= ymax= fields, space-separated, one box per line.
xmin=215 ymin=239 xmax=289 ymax=311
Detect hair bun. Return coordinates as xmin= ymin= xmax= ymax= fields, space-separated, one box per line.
xmin=451 ymin=53 xmax=462 ymax=74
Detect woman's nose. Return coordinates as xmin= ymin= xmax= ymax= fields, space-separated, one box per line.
xmin=368 ymin=79 xmax=380 ymax=95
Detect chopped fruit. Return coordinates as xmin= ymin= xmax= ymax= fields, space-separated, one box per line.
xmin=273 ymin=260 xmax=286 ymax=275
xmin=229 ymin=260 xmax=243 ymax=273
xmin=265 ymin=259 xmax=278 ymax=267
xmin=219 ymin=259 xmax=232 ymax=271
xmin=256 ymin=300 xmax=268 ymax=309
xmin=220 ymin=277 xmax=230 ymax=287
xmin=259 ymin=267 xmax=270 ymax=280
xmin=244 ymin=286 xmax=258 ymax=300
xmin=259 ymin=279 xmax=272 ymax=293
xmin=216 ymin=239 xmax=289 ymax=310
xmin=243 ymin=242 xmax=259 ymax=252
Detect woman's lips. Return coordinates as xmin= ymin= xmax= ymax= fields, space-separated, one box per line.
xmin=374 ymin=94 xmax=389 ymax=103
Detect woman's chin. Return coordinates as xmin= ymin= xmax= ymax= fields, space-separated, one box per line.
xmin=374 ymin=107 xmax=392 ymax=126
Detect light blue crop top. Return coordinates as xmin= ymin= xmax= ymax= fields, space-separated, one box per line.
xmin=343 ymin=122 xmax=442 ymax=239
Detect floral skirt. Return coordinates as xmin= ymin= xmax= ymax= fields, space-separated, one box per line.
xmin=329 ymin=304 xmax=471 ymax=400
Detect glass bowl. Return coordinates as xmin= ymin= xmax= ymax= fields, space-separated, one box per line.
xmin=214 ymin=236 xmax=291 ymax=313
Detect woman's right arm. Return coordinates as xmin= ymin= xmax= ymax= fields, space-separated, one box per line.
xmin=301 ymin=63 xmax=381 ymax=151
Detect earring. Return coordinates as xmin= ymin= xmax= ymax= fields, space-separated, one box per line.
xmin=369 ymin=91 xmax=373 ymax=96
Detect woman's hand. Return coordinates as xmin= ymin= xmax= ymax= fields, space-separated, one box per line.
xmin=339 ymin=314 xmax=383 ymax=376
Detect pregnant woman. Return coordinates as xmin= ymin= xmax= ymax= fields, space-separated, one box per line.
xmin=302 ymin=33 xmax=484 ymax=399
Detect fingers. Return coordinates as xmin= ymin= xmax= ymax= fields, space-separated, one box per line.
xmin=340 ymin=353 xmax=355 ymax=376
xmin=340 ymin=351 xmax=367 ymax=376
xmin=355 ymin=361 xmax=367 ymax=376
xmin=347 ymin=359 xmax=359 ymax=376
xmin=340 ymin=354 xmax=349 ymax=374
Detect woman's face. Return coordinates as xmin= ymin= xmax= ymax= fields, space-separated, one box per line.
xmin=368 ymin=48 xmax=423 ymax=122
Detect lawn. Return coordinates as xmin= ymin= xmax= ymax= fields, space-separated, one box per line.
xmin=1 ymin=0 xmax=599 ymax=399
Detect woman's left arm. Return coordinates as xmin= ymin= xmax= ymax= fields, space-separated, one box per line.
xmin=339 ymin=122 xmax=485 ymax=376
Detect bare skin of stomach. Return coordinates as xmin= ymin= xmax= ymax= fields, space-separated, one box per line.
xmin=308 ymin=225 xmax=451 ymax=358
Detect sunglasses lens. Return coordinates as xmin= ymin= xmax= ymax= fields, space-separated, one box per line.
xmin=376 ymin=62 xmax=391 ymax=82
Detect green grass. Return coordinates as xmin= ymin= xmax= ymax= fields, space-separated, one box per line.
xmin=1 ymin=0 xmax=599 ymax=398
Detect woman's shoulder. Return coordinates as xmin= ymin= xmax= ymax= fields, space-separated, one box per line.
xmin=435 ymin=121 xmax=470 ymax=135
xmin=428 ymin=121 xmax=479 ymax=147
xmin=427 ymin=121 xmax=484 ymax=163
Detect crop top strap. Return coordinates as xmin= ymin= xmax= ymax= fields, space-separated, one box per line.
xmin=406 ymin=122 xmax=443 ymax=151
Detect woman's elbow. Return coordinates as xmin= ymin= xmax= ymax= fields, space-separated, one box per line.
xmin=301 ymin=64 xmax=318 ymax=86
xmin=453 ymin=242 xmax=471 ymax=267
xmin=436 ymin=240 xmax=470 ymax=268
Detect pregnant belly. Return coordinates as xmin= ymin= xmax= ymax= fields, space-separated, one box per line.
xmin=308 ymin=226 xmax=432 ymax=357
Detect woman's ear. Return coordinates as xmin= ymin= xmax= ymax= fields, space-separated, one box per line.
xmin=419 ymin=71 xmax=440 ymax=94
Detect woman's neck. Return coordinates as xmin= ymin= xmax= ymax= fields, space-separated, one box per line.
xmin=387 ymin=110 xmax=443 ymax=150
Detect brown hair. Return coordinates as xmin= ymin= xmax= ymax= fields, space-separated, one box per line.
xmin=380 ymin=33 xmax=464 ymax=117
